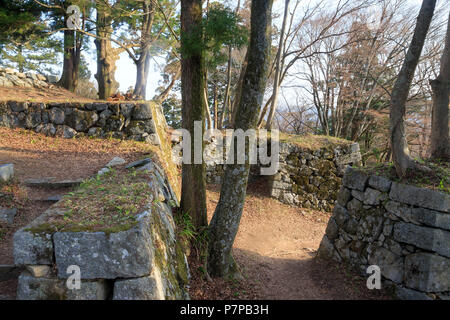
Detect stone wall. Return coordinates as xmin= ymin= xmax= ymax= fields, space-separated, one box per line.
xmin=318 ymin=167 xmax=450 ymax=300
xmin=0 ymin=100 xmax=161 ymax=144
xmin=173 ymin=134 xmax=362 ymax=212
xmin=0 ymin=67 xmax=52 ymax=88
xmin=269 ymin=141 xmax=362 ymax=212
xmin=13 ymin=159 xmax=189 ymax=300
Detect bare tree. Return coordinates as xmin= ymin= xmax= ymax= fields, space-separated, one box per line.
xmin=390 ymin=0 xmax=436 ymax=177
xmin=429 ymin=10 xmax=449 ymax=159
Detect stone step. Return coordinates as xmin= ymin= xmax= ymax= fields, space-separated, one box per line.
xmin=24 ymin=178 xmax=83 ymax=189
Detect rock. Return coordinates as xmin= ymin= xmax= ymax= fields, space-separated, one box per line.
xmin=0 ymin=207 xmax=17 ymax=225
xmin=9 ymin=101 xmax=28 ymax=113
xmin=393 ymin=222 xmax=450 ymax=258
xmin=120 ymin=103 xmax=134 ymax=118
xmin=93 ymin=103 xmax=108 ymax=112
xmin=395 ymin=286 xmax=433 ymax=300
xmin=14 ymin=230 xmax=53 ymax=266
xmin=46 ymin=75 xmax=59 ymax=83
xmin=325 ymin=217 xmax=339 ymax=240
xmin=390 ymin=182 xmax=450 ymax=213
xmin=363 ymin=188 xmax=386 ymax=206
xmin=342 ymin=167 xmax=368 ymax=191
xmin=368 ymin=247 xmax=403 ymax=283
xmin=25 ymin=178 xmax=83 ymax=189
xmin=368 ymin=175 xmax=392 ymax=192
xmin=132 ymin=103 xmax=152 ymax=120
xmin=65 ymin=109 xmax=98 ymax=132
xmin=332 ymin=204 xmax=349 ymax=227
xmin=25 ymin=265 xmax=50 ymax=278
xmin=125 ymin=158 xmax=152 ymax=169
xmin=17 ymin=272 xmax=109 ymax=300
xmin=56 ymin=125 xmax=77 ymax=139
xmin=49 ymin=107 xmax=65 ymax=125
xmin=347 ymin=198 xmax=363 ymax=215
xmin=0 ymin=163 xmax=14 ymax=182
xmin=351 ymin=189 xmax=364 ymax=201
xmin=317 ymin=235 xmax=338 ymax=260
xmin=106 ymin=157 xmax=126 ymax=168
xmin=97 ymin=167 xmax=110 ymax=176
xmin=404 ymin=253 xmax=450 ymax=292
xmin=53 ymin=215 xmax=154 ymax=279
xmin=113 ymin=274 xmax=164 ymax=300
xmin=410 ymin=207 xmax=450 ymax=231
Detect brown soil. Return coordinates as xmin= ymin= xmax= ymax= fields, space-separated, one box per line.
xmin=0 ymin=127 xmax=156 ymax=299
xmin=189 ymin=179 xmax=391 ymax=300
xmin=0 ymin=86 xmax=95 ymax=103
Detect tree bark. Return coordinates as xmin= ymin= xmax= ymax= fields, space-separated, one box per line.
xmin=390 ymin=0 xmax=436 ymax=177
xmin=180 ymin=0 xmax=208 ymax=230
xmin=265 ymin=0 xmax=290 ymax=129
xmin=58 ymin=28 xmax=81 ymax=92
xmin=429 ymin=11 xmax=449 ymax=159
xmin=95 ymin=4 xmax=118 ymax=100
xmin=207 ymin=0 xmax=274 ymax=278
xmin=133 ymin=0 xmax=155 ymax=100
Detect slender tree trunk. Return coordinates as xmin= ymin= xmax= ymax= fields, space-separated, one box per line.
xmin=180 ymin=0 xmax=207 ymax=230
xmin=207 ymin=0 xmax=274 ymax=278
xmin=265 ymin=0 xmax=290 ymax=129
xmin=213 ymin=83 xmax=218 ymax=129
xmin=155 ymin=68 xmax=181 ymax=103
xmin=390 ymin=0 xmax=436 ymax=177
xmin=221 ymin=46 xmax=233 ymax=127
xmin=95 ymin=5 xmax=118 ymax=100
xmin=230 ymin=49 xmax=249 ymax=127
xmin=429 ymin=11 xmax=449 ymax=159
xmin=204 ymin=86 xmax=213 ymax=130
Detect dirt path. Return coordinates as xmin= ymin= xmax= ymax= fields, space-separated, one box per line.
xmin=191 ymin=180 xmax=390 ymax=300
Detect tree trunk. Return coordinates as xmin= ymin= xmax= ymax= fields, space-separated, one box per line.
xmin=213 ymin=83 xmax=218 ymax=129
xmin=155 ymin=68 xmax=181 ymax=103
xmin=230 ymin=48 xmax=249 ymax=127
xmin=265 ymin=0 xmax=290 ymax=129
xmin=429 ymin=11 xmax=449 ymax=159
xmin=95 ymin=5 xmax=118 ymax=100
xmin=180 ymin=0 xmax=207 ymax=230
xmin=207 ymin=0 xmax=274 ymax=278
xmin=58 ymin=29 xmax=80 ymax=92
xmin=134 ymin=50 xmax=151 ymax=100
xmin=390 ymin=0 xmax=436 ymax=177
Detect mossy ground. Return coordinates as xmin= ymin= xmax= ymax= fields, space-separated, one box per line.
xmin=27 ymin=168 xmax=153 ymax=234
xmin=359 ymin=159 xmax=450 ymax=194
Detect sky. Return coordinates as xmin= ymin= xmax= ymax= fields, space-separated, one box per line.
xmin=80 ymin=0 xmax=426 ymax=101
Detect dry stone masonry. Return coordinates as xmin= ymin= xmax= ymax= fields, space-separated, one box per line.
xmin=0 ymin=100 xmax=161 ymax=144
xmin=13 ymin=159 xmax=189 ymax=300
xmin=318 ymin=167 xmax=450 ymax=300
xmin=269 ymin=141 xmax=362 ymax=212
xmin=0 ymin=67 xmax=52 ymax=89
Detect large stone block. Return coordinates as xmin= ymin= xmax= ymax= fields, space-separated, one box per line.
xmin=113 ymin=274 xmax=164 ymax=300
xmin=13 ymin=230 xmax=53 ymax=266
xmin=54 ymin=213 xmax=154 ymax=279
xmin=0 ymin=207 xmax=16 ymax=224
xmin=368 ymin=247 xmax=403 ymax=283
xmin=342 ymin=167 xmax=368 ymax=191
xmin=368 ymin=175 xmax=392 ymax=193
xmin=17 ymin=272 xmax=109 ymax=300
xmin=390 ymin=182 xmax=450 ymax=213
xmin=132 ymin=103 xmax=152 ymax=120
xmin=393 ymin=222 xmax=450 ymax=258
xmin=404 ymin=253 xmax=450 ymax=292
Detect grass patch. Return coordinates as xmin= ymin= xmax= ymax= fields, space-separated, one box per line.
xmin=360 ymin=159 xmax=450 ymax=194
xmin=28 ymin=168 xmax=153 ymax=234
